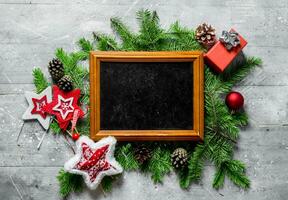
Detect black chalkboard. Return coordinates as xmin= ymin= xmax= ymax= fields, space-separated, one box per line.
xmin=100 ymin=62 xmax=193 ymax=130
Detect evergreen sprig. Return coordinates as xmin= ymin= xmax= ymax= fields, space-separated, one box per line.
xmin=148 ymin=147 xmax=171 ymax=183
xmin=57 ymin=169 xmax=83 ymax=198
xmin=101 ymin=176 xmax=113 ymax=192
xmin=115 ymin=143 xmax=139 ymax=170
xmin=50 ymin=121 xmax=61 ymax=134
xmin=32 ymin=68 xmax=49 ymax=94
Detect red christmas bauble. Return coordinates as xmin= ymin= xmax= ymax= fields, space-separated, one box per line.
xmin=225 ymin=91 xmax=244 ymax=110
xmin=72 ymin=133 xmax=80 ymax=141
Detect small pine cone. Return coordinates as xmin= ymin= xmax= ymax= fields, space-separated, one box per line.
xmin=134 ymin=145 xmax=152 ymax=164
xmin=195 ymin=23 xmax=216 ymax=49
xmin=57 ymin=75 xmax=73 ymax=92
xmin=171 ymin=148 xmax=188 ymax=169
xmin=48 ymin=58 xmax=64 ymax=81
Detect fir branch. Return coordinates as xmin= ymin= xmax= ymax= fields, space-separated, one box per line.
xmin=71 ymin=51 xmax=88 ymax=63
xmin=110 ymin=18 xmax=136 ymax=50
xmin=224 ymin=160 xmax=250 ymax=189
xmin=177 ymin=167 xmax=190 ymax=189
xmin=232 ymin=111 xmax=248 ymax=127
xmin=55 ymin=48 xmax=71 ymax=69
xmin=205 ymin=91 xmax=239 ymax=142
xmin=167 ymin=21 xmax=203 ymax=51
xmin=221 ymin=57 xmax=262 ymax=87
xmin=207 ymin=136 xmax=233 ymax=167
xmin=115 ymin=143 xmax=139 ymax=170
xmin=32 ymin=68 xmax=49 ymax=94
xmin=213 ymin=165 xmax=226 ymax=189
xmin=78 ymin=38 xmax=94 ymax=54
xmin=56 ymin=48 xmax=89 ymax=102
xmin=56 ymin=49 xmax=87 ymax=72
xmin=76 ymin=114 xmax=90 ymax=136
xmin=57 ymin=169 xmax=83 ymax=198
xmin=101 ymin=176 xmax=114 ymax=192
xmin=188 ymin=144 xmax=205 ymax=183
xmin=136 ymin=9 xmax=166 ymax=50
xmin=50 ymin=121 xmax=61 ymax=134
xmin=148 ymin=147 xmax=171 ymax=183
xmin=93 ymin=32 xmax=119 ymax=51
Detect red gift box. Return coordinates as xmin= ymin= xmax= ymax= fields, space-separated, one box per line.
xmin=204 ymin=29 xmax=247 ymax=73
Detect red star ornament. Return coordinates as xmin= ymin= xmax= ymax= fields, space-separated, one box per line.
xmin=31 ymin=95 xmax=48 ymax=119
xmin=44 ymin=85 xmax=84 ymax=130
xmin=22 ymin=86 xmax=52 ymax=130
xmin=64 ymin=136 xmax=123 ymax=190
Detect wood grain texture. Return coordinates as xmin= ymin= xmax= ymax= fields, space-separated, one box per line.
xmin=0 ymin=1 xmax=288 ymax=199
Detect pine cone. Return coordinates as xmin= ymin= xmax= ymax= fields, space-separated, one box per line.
xmin=48 ymin=58 xmax=64 ymax=81
xmin=57 ymin=75 xmax=73 ymax=92
xmin=195 ymin=23 xmax=216 ymax=49
xmin=171 ymin=148 xmax=188 ymax=169
xmin=134 ymin=145 xmax=152 ymax=164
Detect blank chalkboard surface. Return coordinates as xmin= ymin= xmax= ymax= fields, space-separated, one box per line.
xmin=100 ymin=62 xmax=193 ymax=130
xmin=89 ymin=51 xmax=204 ymax=141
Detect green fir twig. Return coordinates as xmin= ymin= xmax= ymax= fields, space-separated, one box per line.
xmin=57 ymin=169 xmax=83 ymax=198
xmin=32 ymin=68 xmax=49 ymax=94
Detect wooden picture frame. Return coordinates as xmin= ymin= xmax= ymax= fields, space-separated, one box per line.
xmin=90 ymin=51 xmax=204 ymax=141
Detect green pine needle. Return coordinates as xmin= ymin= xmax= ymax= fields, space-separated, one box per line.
xmin=110 ymin=17 xmax=136 ymax=50
xmin=225 ymin=160 xmax=250 ymax=189
xmin=232 ymin=111 xmax=249 ymax=127
xmin=115 ymin=143 xmax=139 ymax=170
xmin=32 ymin=68 xmax=49 ymax=94
xmin=57 ymin=169 xmax=83 ymax=198
xmin=101 ymin=176 xmax=114 ymax=192
xmin=213 ymin=165 xmax=226 ymax=189
xmin=188 ymin=144 xmax=205 ymax=183
xmin=78 ymin=38 xmax=94 ymax=54
xmin=55 ymin=48 xmax=70 ymax=69
xmin=55 ymin=48 xmax=89 ymax=101
xmin=221 ymin=57 xmax=262 ymax=88
xmin=93 ymin=32 xmax=119 ymax=51
xmin=50 ymin=121 xmax=61 ymax=134
xmin=167 ymin=21 xmax=203 ymax=51
xmin=177 ymin=168 xmax=190 ymax=189
xmin=148 ymin=148 xmax=171 ymax=183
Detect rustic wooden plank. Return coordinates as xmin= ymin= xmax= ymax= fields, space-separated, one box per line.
xmin=235 ymin=85 xmax=288 ymax=126
xmin=0 ymin=45 xmax=287 ymax=86
xmin=0 ymin=0 xmax=287 ymax=199
xmin=0 ymin=4 xmax=287 ymax=47
xmin=1 ymin=86 xmax=287 ymax=131
xmin=1 ymin=86 xmax=287 ymax=130
xmin=0 ymin=0 xmax=287 ymax=8
xmin=0 ymin=86 xmax=288 ymax=167
xmin=0 ymin=166 xmax=287 ymax=200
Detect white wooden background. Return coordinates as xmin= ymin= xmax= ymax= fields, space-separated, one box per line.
xmin=0 ymin=0 xmax=288 ymax=199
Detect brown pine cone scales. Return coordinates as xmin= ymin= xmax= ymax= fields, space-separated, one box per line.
xmin=195 ymin=23 xmax=216 ymax=49
xmin=48 ymin=58 xmax=64 ymax=81
xmin=171 ymin=148 xmax=188 ymax=169
xmin=57 ymin=75 xmax=73 ymax=92
xmin=134 ymin=145 xmax=152 ymax=164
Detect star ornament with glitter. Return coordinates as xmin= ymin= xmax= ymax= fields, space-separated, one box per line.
xmin=43 ymin=85 xmax=84 ymax=130
xmin=22 ymin=86 xmax=52 ymax=130
xmin=64 ymin=136 xmax=123 ymax=190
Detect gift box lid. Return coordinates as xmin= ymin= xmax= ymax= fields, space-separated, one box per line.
xmin=204 ymin=28 xmax=247 ymax=73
